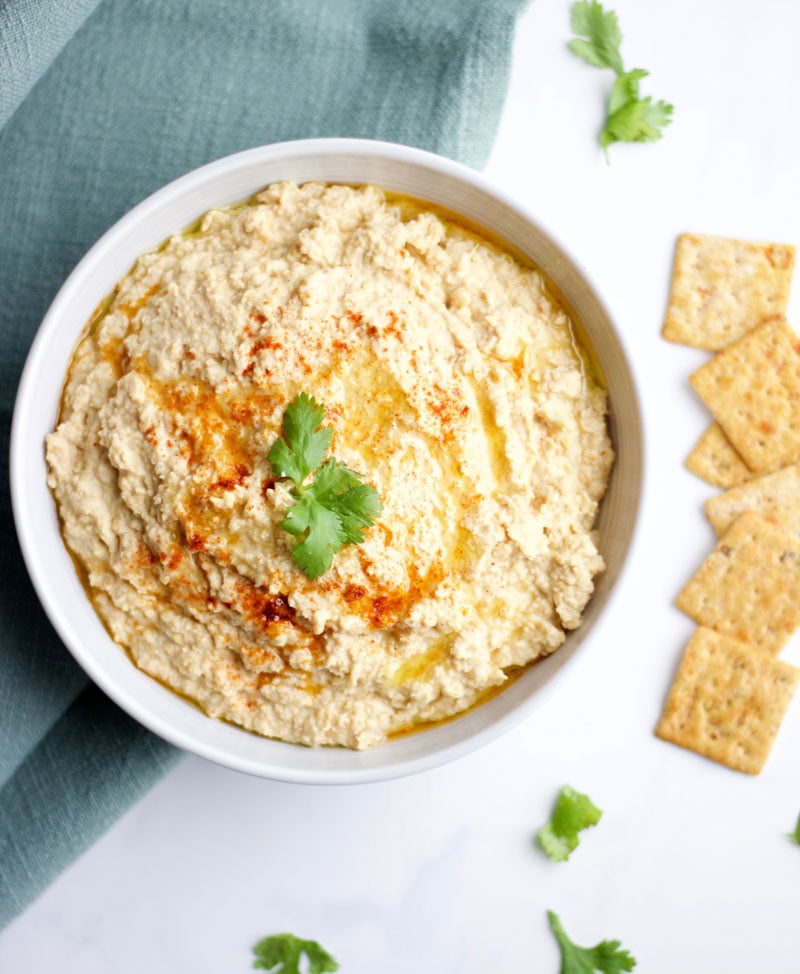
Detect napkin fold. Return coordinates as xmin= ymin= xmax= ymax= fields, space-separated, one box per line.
xmin=0 ymin=0 xmax=529 ymax=930
xmin=0 ymin=0 xmax=103 ymax=129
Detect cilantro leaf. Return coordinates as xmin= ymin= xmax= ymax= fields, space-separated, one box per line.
xmin=789 ymin=812 xmax=800 ymax=845
xmin=283 ymin=497 xmax=347 ymax=580
xmin=267 ymin=392 xmax=332 ymax=487
xmin=547 ymin=911 xmax=636 ymax=974
xmin=537 ymin=785 xmax=602 ymax=862
xmin=568 ymin=0 xmax=624 ymax=74
xmin=306 ymin=457 xmax=363 ymax=508
xmin=606 ymin=68 xmax=648 ymax=115
xmin=601 ymin=94 xmax=673 ymax=151
xmin=253 ymin=933 xmax=339 ymax=974
xmin=568 ymin=1 xmax=673 ymax=157
xmin=312 ymin=459 xmax=384 ymax=545
xmin=268 ymin=395 xmax=382 ymax=579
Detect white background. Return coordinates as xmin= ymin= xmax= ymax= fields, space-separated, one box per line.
xmin=3 ymin=0 xmax=800 ymax=970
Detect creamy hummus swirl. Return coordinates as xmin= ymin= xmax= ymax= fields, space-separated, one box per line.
xmin=46 ymin=181 xmax=613 ymax=748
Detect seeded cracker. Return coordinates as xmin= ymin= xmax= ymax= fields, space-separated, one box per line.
xmin=689 ymin=317 xmax=800 ymax=473
xmin=656 ymin=627 xmax=799 ymax=774
xmin=705 ymin=463 xmax=800 ymax=542
xmin=685 ymin=422 xmax=754 ymax=489
xmin=676 ymin=510 xmax=800 ymax=655
xmin=662 ymin=233 xmax=795 ymax=351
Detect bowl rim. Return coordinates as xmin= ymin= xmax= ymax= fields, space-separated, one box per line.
xmin=10 ymin=137 xmax=643 ymax=784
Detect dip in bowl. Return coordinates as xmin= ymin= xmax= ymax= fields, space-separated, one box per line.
xmin=11 ymin=140 xmax=642 ymax=782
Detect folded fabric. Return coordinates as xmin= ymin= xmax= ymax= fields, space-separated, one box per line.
xmin=0 ymin=0 xmax=103 ymax=129
xmin=0 ymin=0 xmax=529 ymax=931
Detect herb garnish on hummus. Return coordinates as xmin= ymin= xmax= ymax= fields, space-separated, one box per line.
xmin=268 ymin=392 xmax=382 ymax=579
xmin=46 ymin=181 xmax=612 ymax=749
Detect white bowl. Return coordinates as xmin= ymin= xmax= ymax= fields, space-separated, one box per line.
xmin=10 ymin=138 xmax=643 ymax=784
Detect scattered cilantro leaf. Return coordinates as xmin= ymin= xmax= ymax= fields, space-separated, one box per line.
xmin=268 ymin=394 xmax=382 ymax=579
xmin=601 ymin=94 xmax=674 ymax=152
xmin=547 ymin=911 xmax=636 ymax=974
xmin=789 ymin=812 xmax=800 ymax=845
xmin=537 ymin=785 xmax=603 ymax=862
xmin=253 ymin=933 xmax=339 ymax=974
xmin=606 ymin=68 xmax=648 ymax=116
xmin=568 ymin=0 xmax=623 ymax=74
xmin=568 ymin=1 xmax=673 ymax=157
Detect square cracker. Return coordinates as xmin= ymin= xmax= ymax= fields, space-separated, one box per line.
xmin=662 ymin=233 xmax=795 ymax=350
xmin=705 ymin=463 xmax=800 ymax=542
xmin=685 ymin=422 xmax=754 ymax=489
xmin=675 ymin=510 xmax=800 ymax=655
xmin=689 ymin=317 xmax=800 ymax=473
xmin=655 ymin=626 xmax=799 ymax=774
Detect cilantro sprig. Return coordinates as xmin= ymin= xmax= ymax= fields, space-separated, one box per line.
xmin=789 ymin=811 xmax=800 ymax=846
xmin=537 ymin=785 xmax=603 ymax=862
xmin=569 ymin=0 xmax=673 ymax=157
xmin=548 ymin=911 xmax=637 ymax=974
xmin=267 ymin=393 xmax=382 ymax=580
xmin=253 ymin=933 xmax=339 ymax=973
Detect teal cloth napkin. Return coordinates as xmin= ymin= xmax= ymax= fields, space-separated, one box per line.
xmin=0 ymin=0 xmax=528 ymax=929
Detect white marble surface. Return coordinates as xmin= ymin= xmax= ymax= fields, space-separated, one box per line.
xmin=3 ymin=0 xmax=800 ymax=970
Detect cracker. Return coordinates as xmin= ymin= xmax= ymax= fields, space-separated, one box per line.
xmin=689 ymin=317 xmax=800 ymax=473
xmin=675 ymin=510 xmax=800 ymax=655
xmin=705 ymin=463 xmax=800 ymax=541
xmin=685 ymin=422 xmax=754 ymax=488
xmin=655 ymin=626 xmax=799 ymax=774
xmin=662 ymin=233 xmax=795 ymax=350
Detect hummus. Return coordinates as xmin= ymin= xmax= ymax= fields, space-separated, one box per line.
xmin=46 ymin=181 xmax=613 ymax=749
